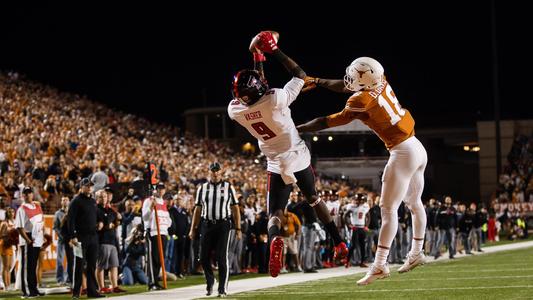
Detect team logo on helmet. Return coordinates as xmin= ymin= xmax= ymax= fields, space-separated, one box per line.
xmin=344 ymin=57 xmax=384 ymax=92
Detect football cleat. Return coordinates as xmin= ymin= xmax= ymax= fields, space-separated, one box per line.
xmin=356 ymin=264 xmax=390 ymax=286
xmin=333 ymin=242 xmax=349 ymax=261
xmin=269 ymin=236 xmax=284 ymax=278
xmin=398 ymin=252 xmax=426 ymax=273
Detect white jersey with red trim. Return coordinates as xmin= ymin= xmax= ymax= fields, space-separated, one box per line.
xmin=14 ymin=202 xmax=45 ymax=247
xmin=228 ymin=77 xmax=309 ymax=183
xmin=142 ymin=197 xmax=172 ymax=236
xmin=346 ymin=203 xmax=370 ymax=227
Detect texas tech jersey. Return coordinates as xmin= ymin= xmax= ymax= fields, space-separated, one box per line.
xmin=228 ymin=77 xmax=307 ymax=161
xmin=326 ymin=78 xmax=415 ymax=149
xmin=346 ymin=202 xmax=370 ymax=227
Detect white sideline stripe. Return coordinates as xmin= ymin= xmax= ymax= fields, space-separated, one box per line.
xmin=111 ymin=240 xmax=533 ymax=300
xmin=385 ymin=275 xmax=533 ymax=281
xmin=249 ymin=285 xmax=533 ymax=294
xmin=415 ymin=267 xmax=533 ymax=273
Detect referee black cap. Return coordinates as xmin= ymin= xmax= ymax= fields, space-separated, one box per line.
xmin=209 ymin=162 xmax=221 ymax=172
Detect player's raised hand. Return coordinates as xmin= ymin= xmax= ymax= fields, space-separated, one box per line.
xmin=301 ymin=76 xmax=320 ymax=93
xmin=253 ymin=31 xmax=279 ymax=54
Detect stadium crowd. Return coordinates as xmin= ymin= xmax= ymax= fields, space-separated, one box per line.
xmin=0 ymin=72 xmax=531 ymax=295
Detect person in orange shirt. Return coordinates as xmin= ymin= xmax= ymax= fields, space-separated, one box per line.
xmin=297 ymin=57 xmax=428 ymax=285
xmin=281 ymin=206 xmax=302 ymax=273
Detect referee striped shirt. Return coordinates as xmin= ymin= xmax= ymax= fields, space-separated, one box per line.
xmin=195 ymin=180 xmax=238 ymax=221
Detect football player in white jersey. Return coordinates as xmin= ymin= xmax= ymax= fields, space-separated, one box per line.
xmin=344 ymin=193 xmax=370 ymax=268
xmin=227 ymin=31 xmax=348 ymax=278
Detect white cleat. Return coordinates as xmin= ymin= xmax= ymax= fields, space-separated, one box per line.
xmin=356 ymin=264 xmax=390 ymax=286
xmin=398 ymin=252 xmax=426 ymax=273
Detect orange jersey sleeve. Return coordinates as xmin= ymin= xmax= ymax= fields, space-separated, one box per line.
xmin=328 ymin=81 xmax=415 ymax=149
xmin=325 ymin=93 xmax=369 ymax=127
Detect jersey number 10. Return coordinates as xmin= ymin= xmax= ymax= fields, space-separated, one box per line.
xmin=378 ymin=84 xmax=406 ymax=126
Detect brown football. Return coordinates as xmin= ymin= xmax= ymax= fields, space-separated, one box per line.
xmin=249 ymin=31 xmax=279 ymax=53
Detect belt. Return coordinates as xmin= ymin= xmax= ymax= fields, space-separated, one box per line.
xmin=203 ymin=218 xmax=230 ymax=225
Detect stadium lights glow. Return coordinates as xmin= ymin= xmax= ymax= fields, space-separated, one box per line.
xmin=328 ymin=136 xmax=333 ymax=141
xmin=312 ymin=136 xmax=318 ymax=142
xmin=463 ymin=145 xmax=480 ymax=152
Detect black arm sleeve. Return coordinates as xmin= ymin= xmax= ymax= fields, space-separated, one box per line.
xmin=272 ymin=49 xmax=306 ymax=79
xmin=67 ymin=197 xmax=78 ymax=239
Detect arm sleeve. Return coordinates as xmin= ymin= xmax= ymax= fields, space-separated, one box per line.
xmin=274 ymin=77 xmax=305 ymax=109
xmin=194 ymin=185 xmax=203 ymax=206
xmin=53 ymin=212 xmax=61 ymax=234
xmin=141 ymin=199 xmax=152 ymax=225
xmin=229 ymin=185 xmax=238 ymax=205
xmin=14 ymin=207 xmax=25 ymax=229
xmin=67 ymin=199 xmax=78 ymax=239
xmin=326 ymin=95 xmax=367 ymax=128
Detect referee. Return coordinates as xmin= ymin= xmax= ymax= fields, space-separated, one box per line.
xmin=188 ymin=162 xmax=241 ymax=298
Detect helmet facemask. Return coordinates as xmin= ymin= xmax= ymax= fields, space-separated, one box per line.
xmin=232 ymin=70 xmax=268 ymax=106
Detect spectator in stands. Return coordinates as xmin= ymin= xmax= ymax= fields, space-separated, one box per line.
xmin=53 ymin=196 xmax=70 ymax=285
xmin=0 ymin=207 xmax=16 ymax=290
xmin=458 ymin=206 xmax=474 ymax=255
xmin=471 ymin=203 xmax=486 ymax=252
xmin=425 ymin=198 xmax=438 ymax=255
xmin=366 ymin=195 xmax=381 ymax=262
xmin=95 ymin=189 xmax=125 ymax=294
xmin=91 ymin=164 xmax=108 ymax=193
xmin=433 ymin=196 xmax=457 ymax=259
xmin=281 ymin=204 xmax=302 ymax=273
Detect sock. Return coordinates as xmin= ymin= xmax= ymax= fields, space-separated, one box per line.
xmin=374 ymin=245 xmax=390 ymax=267
xmin=324 ymin=221 xmax=342 ymax=245
xmin=268 ymin=225 xmax=280 ymax=244
xmin=410 ymin=238 xmax=424 ymax=256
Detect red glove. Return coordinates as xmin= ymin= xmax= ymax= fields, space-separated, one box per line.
xmin=256 ymin=31 xmax=278 ymax=53
xmin=253 ymin=51 xmax=266 ymax=62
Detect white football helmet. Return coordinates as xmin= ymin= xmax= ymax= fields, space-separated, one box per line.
xmin=344 ymin=57 xmax=384 ymax=91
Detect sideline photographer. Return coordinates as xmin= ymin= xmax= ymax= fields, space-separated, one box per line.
xmin=121 ymin=224 xmax=148 ymax=285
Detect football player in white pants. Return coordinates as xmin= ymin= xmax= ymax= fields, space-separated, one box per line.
xmin=297 ymin=57 xmax=428 ymax=285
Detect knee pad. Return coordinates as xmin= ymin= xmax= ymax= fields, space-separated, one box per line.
xmin=307 ymin=196 xmax=322 ymax=207
xmin=380 ymin=205 xmax=395 ymax=217
xmin=268 ymin=216 xmax=281 ymax=229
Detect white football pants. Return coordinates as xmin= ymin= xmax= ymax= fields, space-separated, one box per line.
xmin=378 ymin=136 xmax=428 ymax=250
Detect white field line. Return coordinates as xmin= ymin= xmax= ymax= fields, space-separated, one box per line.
xmin=245 ymin=285 xmax=533 ymax=294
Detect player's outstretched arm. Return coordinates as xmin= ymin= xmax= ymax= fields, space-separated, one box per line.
xmin=297 ymin=108 xmax=356 ymax=132
xmin=296 ymin=116 xmax=329 ymax=133
xmin=255 ymin=31 xmax=306 ymax=79
xmin=253 ymin=52 xmax=266 ymax=80
xmin=272 ymin=49 xmax=306 ymax=79
xmin=304 ymin=77 xmax=352 ymax=94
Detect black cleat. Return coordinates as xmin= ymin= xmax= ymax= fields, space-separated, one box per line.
xmin=206 ymin=286 xmax=213 ymax=296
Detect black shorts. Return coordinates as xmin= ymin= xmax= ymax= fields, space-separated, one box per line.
xmin=267 ymin=165 xmax=317 ymax=215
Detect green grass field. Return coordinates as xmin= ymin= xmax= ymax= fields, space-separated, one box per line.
xmin=225 ymin=247 xmax=533 ymax=300
xmin=1 ymin=238 xmax=531 ymax=300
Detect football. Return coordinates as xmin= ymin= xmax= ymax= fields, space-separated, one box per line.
xmin=249 ymin=31 xmax=279 ymax=53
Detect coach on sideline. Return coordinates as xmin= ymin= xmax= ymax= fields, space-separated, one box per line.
xmin=67 ymin=178 xmax=104 ymax=299
xmin=189 ymin=162 xmax=241 ymax=298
